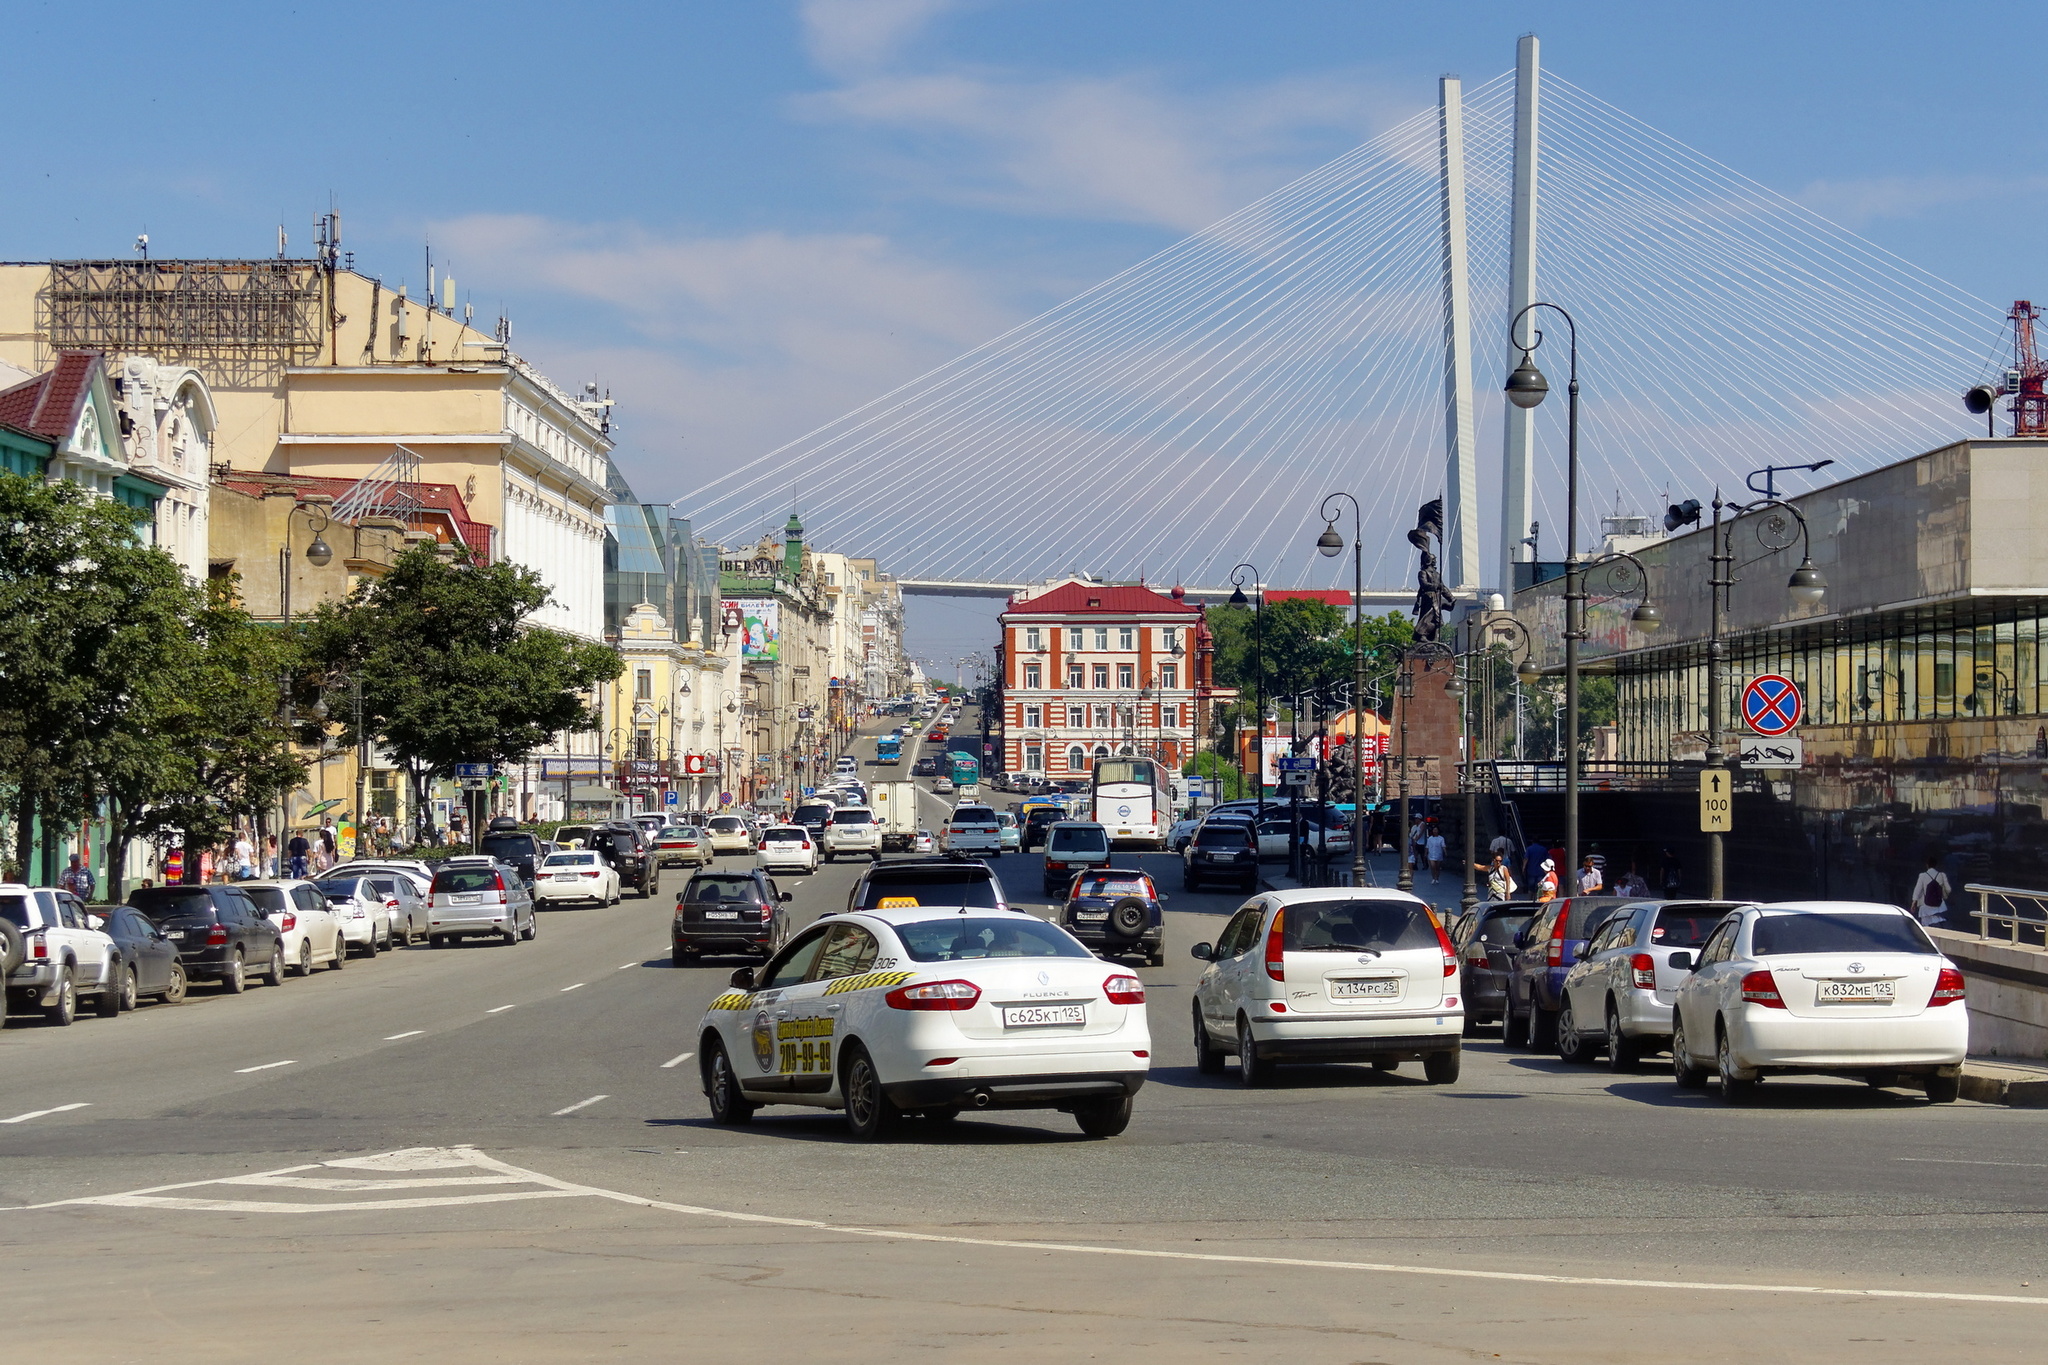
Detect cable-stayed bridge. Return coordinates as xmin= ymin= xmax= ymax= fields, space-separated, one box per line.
xmin=689 ymin=37 xmax=2009 ymax=601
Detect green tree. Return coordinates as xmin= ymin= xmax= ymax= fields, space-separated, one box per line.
xmin=303 ymin=546 xmax=622 ymax=840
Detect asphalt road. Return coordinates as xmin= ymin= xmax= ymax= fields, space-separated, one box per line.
xmin=4 ymin=714 xmax=2047 ymax=1362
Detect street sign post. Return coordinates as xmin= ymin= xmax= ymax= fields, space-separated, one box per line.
xmin=664 ymin=790 xmax=679 ymax=807
xmin=454 ymin=762 xmax=494 ymax=779
xmin=1741 ymin=675 xmax=1803 ymax=736
xmin=1699 ymin=768 xmax=1732 ymax=832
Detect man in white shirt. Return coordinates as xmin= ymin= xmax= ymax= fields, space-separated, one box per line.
xmin=1909 ymin=856 xmax=1952 ymax=927
xmin=1576 ymin=855 xmax=1604 ymax=896
xmin=1424 ymin=828 xmax=1446 ymax=883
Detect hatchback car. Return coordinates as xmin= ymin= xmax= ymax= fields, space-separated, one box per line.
xmin=1557 ymin=899 xmax=1743 ymax=1067
xmin=756 ymin=825 xmax=820 ymax=874
xmin=240 ymin=880 xmax=346 ymax=975
xmin=934 ymin=777 xmax=955 ymax=795
xmin=705 ymin=814 xmax=755 ymax=856
xmin=1033 ymin=819 xmax=1107 ymax=888
xmin=1190 ymin=889 xmax=1462 ymax=1085
xmin=1671 ymin=902 xmax=1969 ymax=1102
xmin=1059 ymin=868 xmax=1166 ymax=966
xmin=534 ymin=851 xmax=622 ymax=907
xmin=427 ymin=857 xmax=538 ymax=946
xmin=996 ymin=811 xmax=1022 ymax=852
xmin=654 ymin=825 xmax=712 ymax=869
xmin=911 ymin=829 xmax=937 ymax=854
xmin=128 ymin=884 xmax=286 ymax=993
xmin=673 ymin=869 xmax=792 ymax=963
xmin=1504 ymin=895 xmax=1642 ymax=1049
xmin=1450 ymin=900 xmax=1541 ymax=1034
xmin=697 ymin=907 xmax=1148 ymax=1140
xmin=311 ymin=876 xmax=396 ymax=955
xmin=1181 ymin=821 xmax=1258 ymax=893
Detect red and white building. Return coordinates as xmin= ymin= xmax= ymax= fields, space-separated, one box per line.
xmin=997 ymin=579 xmax=1214 ymax=779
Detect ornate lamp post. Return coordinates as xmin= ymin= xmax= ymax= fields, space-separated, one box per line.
xmin=1459 ymin=612 xmax=1538 ymax=913
xmin=1228 ymin=563 xmax=1265 ymax=816
xmin=1316 ymin=492 xmax=1370 ymax=885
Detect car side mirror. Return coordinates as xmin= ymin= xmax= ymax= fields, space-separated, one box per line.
xmin=1669 ymin=951 xmax=1696 ymax=971
xmin=1571 ymin=943 xmax=1590 ymax=962
xmin=1189 ymin=942 xmax=1214 ymax=961
xmin=779 ymin=892 xmax=793 ymax=903
xmin=729 ymin=966 xmax=756 ymax=988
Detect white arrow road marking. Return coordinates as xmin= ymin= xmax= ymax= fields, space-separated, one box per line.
xmin=1 ymin=1103 xmax=90 ymax=1124
xmin=551 ymin=1095 xmax=608 ymax=1116
xmin=233 ymin=1060 xmax=297 ymax=1074
xmin=660 ymin=1052 xmax=694 ymax=1069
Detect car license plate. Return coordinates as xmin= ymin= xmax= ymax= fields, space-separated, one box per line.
xmin=703 ymin=910 xmax=740 ymax=920
xmin=1330 ymin=979 xmax=1400 ymax=999
xmin=451 ymin=893 xmax=480 ymax=904
xmin=1077 ymin=911 xmax=1107 ymax=921
xmin=164 ymin=930 xmax=185 ymax=941
xmin=1001 ymin=1003 xmax=1086 ymax=1028
xmin=1212 ymin=852 xmax=1239 ymax=860
xmin=1817 ymin=980 xmax=1895 ymax=1003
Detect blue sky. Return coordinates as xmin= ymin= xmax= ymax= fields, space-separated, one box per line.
xmin=10 ymin=0 xmax=2048 ymax=661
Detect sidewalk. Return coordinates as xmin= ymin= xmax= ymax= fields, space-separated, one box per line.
xmin=1960 ymin=1057 xmax=2048 ymax=1107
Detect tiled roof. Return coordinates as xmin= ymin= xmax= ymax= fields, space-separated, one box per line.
xmin=214 ymin=470 xmax=491 ymax=552
xmin=0 ymin=351 xmax=100 ymax=442
xmin=1005 ymin=579 xmax=1200 ymax=616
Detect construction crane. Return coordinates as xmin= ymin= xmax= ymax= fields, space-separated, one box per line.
xmin=1965 ymin=301 xmax=2048 ymax=435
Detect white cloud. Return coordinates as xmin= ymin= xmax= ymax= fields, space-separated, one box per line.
xmin=801 ymin=68 xmax=1415 ymax=232
xmin=799 ymin=0 xmax=957 ymax=75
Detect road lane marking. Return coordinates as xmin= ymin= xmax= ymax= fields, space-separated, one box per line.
xmin=660 ymin=1052 xmax=695 ymax=1068
xmin=384 ymin=1030 xmax=424 ymax=1040
xmin=233 ymin=1061 xmax=297 ymax=1073
xmin=620 ymin=963 xmax=637 ymax=969
xmin=1898 ymin=1156 xmax=2048 ymax=1169
xmin=486 ymin=1005 xmax=516 ymax=1013
xmin=551 ymin=1095 xmax=608 ymax=1116
xmin=1 ymin=1103 xmax=90 ymax=1125
xmin=560 ymin=983 xmax=584 ymax=992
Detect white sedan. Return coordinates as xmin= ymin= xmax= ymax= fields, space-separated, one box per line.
xmin=533 ymin=851 xmax=621 ymax=907
xmin=696 ymin=908 xmax=1150 ymax=1140
xmin=756 ymin=825 xmax=820 ymax=874
xmin=1671 ymin=902 xmax=1969 ymax=1102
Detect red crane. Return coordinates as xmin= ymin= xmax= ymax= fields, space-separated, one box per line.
xmin=2006 ymin=301 xmax=2048 ymax=435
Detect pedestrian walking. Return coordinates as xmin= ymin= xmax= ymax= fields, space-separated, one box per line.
xmin=1488 ymin=832 xmax=1514 ymax=862
xmin=232 ymin=830 xmax=255 ymax=881
xmin=1535 ymin=858 xmax=1559 ymax=903
xmin=1576 ymin=854 xmax=1603 ymax=895
xmin=1425 ymin=827 xmax=1446 ymax=884
xmin=287 ymin=831 xmax=310 ymax=879
xmin=1475 ymin=852 xmax=1517 ymax=901
xmin=262 ymin=834 xmax=279 ymax=878
xmin=59 ymin=853 xmax=95 ymax=901
xmin=1659 ymin=848 xmax=1683 ymax=897
xmin=1910 ymin=856 xmax=1953 ymax=927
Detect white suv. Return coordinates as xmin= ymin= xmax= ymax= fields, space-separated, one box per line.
xmin=942 ymin=803 xmax=1002 ymax=855
xmin=1 ymin=884 xmax=119 ymax=1025
xmin=823 ymin=807 xmax=882 ymax=862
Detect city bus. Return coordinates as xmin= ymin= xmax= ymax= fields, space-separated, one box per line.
xmin=875 ymin=734 xmax=901 ymax=765
xmin=948 ymin=751 xmax=981 ymax=797
xmin=1092 ymin=756 xmax=1171 ymax=849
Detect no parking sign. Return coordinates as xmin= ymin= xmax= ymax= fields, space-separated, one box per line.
xmin=1742 ymin=675 xmax=1802 ymax=736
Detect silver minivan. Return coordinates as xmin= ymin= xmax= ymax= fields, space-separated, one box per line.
xmin=1042 ymin=821 xmax=1112 ymax=895
xmin=427 ymin=857 xmax=537 ymax=946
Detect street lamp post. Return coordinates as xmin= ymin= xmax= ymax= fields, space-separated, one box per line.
xmin=1316 ymin=493 xmax=1370 ymax=885
xmin=1460 ymin=609 xmax=1539 ymax=913
xmin=1228 ymin=563 xmax=1265 ymax=816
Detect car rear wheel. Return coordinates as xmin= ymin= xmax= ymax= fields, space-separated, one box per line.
xmin=703 ymin=1040 xmax=755 ymax=1125
xmin=1072 ymin=1093 xmax=1132 ymax=1138
xmin=1556 ymin=1000 xmax=1598 ymax=1064
xmin=1925 ymin=1072 xmax=1961 ymax=1104
xmin=1605 ymin=1002 xmax=1638 ymax=1072
xmin=45 ymin=970 xmax=77 ymax=1026
xmin=1423 ymin=1049 xmax=1461 ymax=1085
xmin=1236 ymin=1016 xmax=1274 ymax=1087
xmin=221 ymin=951 xmax=246 ymax=994
xmin=1527 ymin=1004 xmax=1557 ymax=1051
xmin=95 ymin=967 xmax=124 ymax=1018
xmin=294 ymin=940 xmax=315 ymax=977
xmin=1192 ymin=1003 xmax=1225 ymax=1075
xmin=841 ymin=1043 xmax=902 ymax=1141
xmin=261 ymin=944 xmax=285 ymax=988
xmin=329 ymin=935 xmax=347 ymax=968
xmin=1671 ymin=1018 xmax=1709 ymax=1088
xmin=1716 ymin=1023 xmax=1759 ymax=1103
xmin=117 ymin=965 xmax=139 ymax=1012
xmin=162 ymin=961 xmax=188 ymax=1004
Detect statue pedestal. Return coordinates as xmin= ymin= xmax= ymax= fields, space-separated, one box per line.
xmin=1395 ymin=657 xmax=1464 ymax=797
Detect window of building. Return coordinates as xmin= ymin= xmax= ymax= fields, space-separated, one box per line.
xmin=1093 ymin=627 xmax=1109 ymax=650
xmin=1024 ymin=705 xmax=1043 ymax=728
xmin=1094 ymin=745 xmax=1110 ymax=759
xmin=635 ymin=668 xmax=652 ymax=701
xmin=1163 ymin=627 xmax=1179 ymax=652
xmin=1092 ymin=664 xmax=1110 ymax=688
xmin=1117 ymin=664 xmax=1134 ymax=689
xmin=1066 ymin=745 xmax=1086 ymax=770
xmin=1118 ymin=626 xmax=1134 ymax=650
xmin=1024 ymin=663 xmax=1042 ymax=689
xmin=1093 ymin=704 xmax=1111 ymax=727
xmin=1159 ymin=663 xmax=1178 ymax=689
xmin=633 ymin=728 xmax=653 ymax=759
xmin=1068 ymin=705 xmax=1085 ymax=727
xmin=1118 ymin=704 xmax=1135 ymax=728
xmin=1025 ymin=627 xmax=1041 ymax=651
xmin=1068 ymin=664 xmax=1085 ymax=688
xmin=1025 ymin=744 xmax=1044 ymax=771
xmin=1162 ymin=703 xmax=1180 ymax=728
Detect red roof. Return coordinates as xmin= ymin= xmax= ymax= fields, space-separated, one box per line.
xmin=0 ymin=352 xmax=101 ymax=443
xmin=1265 ymin=589 xmax=1354 ymax=606
xmin=1005 ymin=580 xmax=1200 ymax=617
xmin=215 ymin=470 xmax=492 ymax=554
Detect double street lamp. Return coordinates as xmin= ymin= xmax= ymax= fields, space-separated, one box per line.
xmin=1316 ymin=493 xmax=1370 ymax=885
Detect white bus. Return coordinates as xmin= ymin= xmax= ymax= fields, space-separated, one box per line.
xmin=1091 ymin=757 xmax=1171 ymax=849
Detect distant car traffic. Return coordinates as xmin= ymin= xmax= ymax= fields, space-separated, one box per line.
xmin=654 ymin=825 xmax=712 ymax=869
xmin=1181 ymin=821 xmax=1258 ymax=892
xmin=824 ymin=807 xmax=883 ymax=862
xmin=942 ymin=803 xmax=1003 ymax=855
xmin=705 ymin=815 xmax=755 ymax=856
xmin=240 ymin=880 xmax=346 ymax=975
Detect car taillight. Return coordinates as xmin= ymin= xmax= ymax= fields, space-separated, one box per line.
xmin=1265 ymin=908 xmax=1286 ymax=982
xmin=492 ymin=874 xmax=506 ymax=894
xmin=1431 ymin=915 xmax=1458 ymax=977
xmin=207 ymin=924 xmax=228 ymax=946
xmin=758 ymin=841 xmax=768 ymax=850
xmin=1739 ymin=969 xmax=1785 ymax=1008
xmin=1047 ymin=860 xmax=1066 ymax=869
xmin=32 ymin=936 xmax=47 ymax=959
xmin=1630 ymin=953 xmax=1656 ymax=989
xmin=885 ymin=979 xmax=981 ymax=1011
xmin=1930 ymin=966 xmax=1967 ymax=1005
xmin=384 ymin=899 xmax=399 ymax=911
xmin=280 ymin=913 xmax=297 ymax=932
xmin=1104 ymin=973 xmax=1145 ymax=1004
xmin=581 ymin=871 xmax=600 ymax=879
xmin=1547 ymin=913 xmax=1567 ymax=966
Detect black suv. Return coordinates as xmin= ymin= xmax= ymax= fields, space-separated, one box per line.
xmin=1020 ymin=806 xmax=1065 ymax=852
xmin=590 ymin=821 xmax=660 ymax=898
xmin=127 ymin=885 xmax=285 ymax=994
xmin=1058 ymin=867 xmax=1166 ymax=966
xmin=841 ymin=855 xmax=1010 ymax=916
xmin=480 ymin=816 xmax=544 ymax=885
xmin=790 ymin=802 xmax=835 ymax=837
xmin=1181 ymin=821 xmax=1258 ymax=892
xmin=673 ymin=869 xmax=791 ymax=963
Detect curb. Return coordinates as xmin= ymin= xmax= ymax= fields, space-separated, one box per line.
xmin=1960 ymin=1071 xmax=2048 ymax=1107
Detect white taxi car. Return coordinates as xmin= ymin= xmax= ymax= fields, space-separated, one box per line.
xmin=1671 ymin=901 xmax=1970 ymax=1103
xmin=533 ymin=851 xmax=621 ymax=907
xmin=1190 ymin=887 xmax=1463 ymax=1086
xmin=696 ymin=907 xmax=1150 ymax=1140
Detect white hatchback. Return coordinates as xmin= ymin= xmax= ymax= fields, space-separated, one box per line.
xmin=240 ymin=881 xmax=345 ymax=976
xmin=534 ymin=851 xmax=621 ymax=907
xmin=705 ymin=815 xmax=755 ymax=856
xmin=696 ymin=908 xmax=1150 ymax=1140
xmin=1190 ymin=888 xmax=1463 ymax=1085
xmin=756 ymin=824 xmax=820 ymax=874
xmin=1671 ymin=902 xmax=1969 ymax=1102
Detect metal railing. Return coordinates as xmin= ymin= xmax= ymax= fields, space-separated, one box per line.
xmin=1964 ymin=883 xmax=2048 ymax=946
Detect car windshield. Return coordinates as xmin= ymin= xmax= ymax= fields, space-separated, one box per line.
xmin=687 ymin=876 xmax=764 ymax=903
xmin=432 ymin=868 xmax=499 ymax=893
xmin=313 ymin=878 xmax=368 ymax=900
xmin=895 ymin=917 xmax=1091 ymax=962
xmin=241 ymin=887 xmax=289 ymax=912
xmin=855 ymin=865 xmax=1003 ymax=910
xmin=545 ymin=854 xmax=598 ymax=867
xmin=1049 ymin=827 xmax=1108 ymax=853
xmin=833 ymin=810 xmax=874 ymax=825
xmin=1075 ymin=874 xmax=1149 ymax=898
xmin=1283 ymin=899 xmax=1440 ymax=953
xmin=1650 ymin=907 xmax=1727 ymax=948
xmin=1751 ymin=912 xmax=1935 ymax=956
xmin=1195 ymin=826 xmax=1251 ymax=847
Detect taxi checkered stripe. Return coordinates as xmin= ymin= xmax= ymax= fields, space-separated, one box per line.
xmin=707 ymin=992 xmax=755 ymax=1011
xmin=823 ymin=970 xmax=915 ymax=996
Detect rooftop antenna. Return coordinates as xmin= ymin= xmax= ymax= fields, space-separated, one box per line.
xmin=276 ymin=225 xmax=288 ymax=258
xmin=134 ymin=232 xmax=148 ymax=260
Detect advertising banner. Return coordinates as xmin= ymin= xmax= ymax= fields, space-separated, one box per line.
xmin=727 ymin=597 xmax=781 ymax=661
